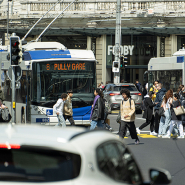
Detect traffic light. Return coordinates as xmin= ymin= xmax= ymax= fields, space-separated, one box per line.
xmin=10 ymin=36 xmax=20 ymax=65
xmin=120 ymin=56 xmax=128 ymax=68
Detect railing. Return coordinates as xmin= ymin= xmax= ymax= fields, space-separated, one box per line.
xmin=0 ymin=1 xmax=185 ymax=18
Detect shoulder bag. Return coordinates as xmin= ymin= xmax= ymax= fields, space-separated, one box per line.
xmin=173 ymin=106 xmax=185 ymax=116
xmin=159 ymin=107 xmax=165 ymax=117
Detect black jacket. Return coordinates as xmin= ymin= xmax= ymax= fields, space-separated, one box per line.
xmin=91 ymin=97 xmax=105 ymax=121
xmin=143 ymin=97 xmax=156 ymax=120
xmin=154 ymin=88 xmax=166 ymax=110
xmin=171 ymin=100 xmax=181 ymax=121
xmin=0 ymin=90 xmax=5 ymax=102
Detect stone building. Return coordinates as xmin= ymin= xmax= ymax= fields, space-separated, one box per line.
xmin=1 ymin=0 xmax=185 ymax=85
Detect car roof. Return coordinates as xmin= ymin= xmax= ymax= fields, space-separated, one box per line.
xmin=0 ymin=124 xmax=121 ymax=152
xmin=114 ymin=83 xmax=136 ymax=86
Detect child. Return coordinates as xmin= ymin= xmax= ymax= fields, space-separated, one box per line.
xmin=53 ymin=93 xmax=68 ymax=127
xmin=165 ymin=93 xmax=184 ymax=138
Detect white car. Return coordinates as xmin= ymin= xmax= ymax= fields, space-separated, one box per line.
xmin=0 ymin=124 xmax=171 ymax=185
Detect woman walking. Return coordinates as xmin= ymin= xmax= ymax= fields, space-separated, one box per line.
xmin=163 ymin=93 xmax=184 ymax=138
xmin=90 ymin=88 xmax=104 ymax=130
xmin=136 ymin=91 xmax=157 ymax=134
xmin=119 ymin=88 xmax=140 ymax=144
xmin=158 ymin=89 xmax=173 ymax=137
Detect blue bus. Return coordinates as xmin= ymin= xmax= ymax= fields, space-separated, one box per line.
xmin=0 ymin=42 xmax=96 ymax=125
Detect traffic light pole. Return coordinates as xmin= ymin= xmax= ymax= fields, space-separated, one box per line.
xmin=113 ymin=0 xmax=121 ymax=84
xmin=11 ymin=66 xmax=16 ymax=124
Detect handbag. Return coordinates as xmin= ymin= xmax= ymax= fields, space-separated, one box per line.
xmin=173 ymin=106 xmax=185 ymax=116
xmin=159 ymin=107 xmax=165 ymax=117
xmin=116 ymin=111 xmax=121 ymax=124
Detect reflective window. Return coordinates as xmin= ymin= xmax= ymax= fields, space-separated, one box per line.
xmin=148 ymin=70 xmax=182 ymax=92
xmin=32 ymin=61 xmax=96 ymax=106
xmin=0 ymin=147 xmax=81 ymax=182
xmin=96 ymin=141 xmax=142 ymax=184
xmin=113 ymin=86 xmax=137 ymax=91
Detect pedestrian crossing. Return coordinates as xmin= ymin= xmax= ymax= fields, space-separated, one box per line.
xmin=113 ymin=131 xmax=179 ymax=138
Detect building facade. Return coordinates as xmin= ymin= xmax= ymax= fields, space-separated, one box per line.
xmin=1 ymin=0 xmax=185 ymax=85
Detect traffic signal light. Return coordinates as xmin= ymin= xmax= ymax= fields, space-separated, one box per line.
xmin=120 ymin=56 xmax=128 ymax=68
xmin=10 ymin=36 xmax=20 ymax=65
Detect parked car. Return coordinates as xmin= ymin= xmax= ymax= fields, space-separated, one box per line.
xmin=0 ymin=124 xmax=171 ymax=185
xmin=104 ymin=83 xmax=143 ymax=113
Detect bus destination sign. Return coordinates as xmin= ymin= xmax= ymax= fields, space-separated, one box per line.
xmin=46 ymin=63 xmax=86 ymax=71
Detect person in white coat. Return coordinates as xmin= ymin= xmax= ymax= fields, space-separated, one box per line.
xmin=53 ymin=93 xmax=67 ymax=127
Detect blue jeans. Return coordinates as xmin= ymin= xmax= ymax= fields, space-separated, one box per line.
xmin=55 ymin=114 xmax=66 ymax=127
xmin=90 ymin=120 xmax=103 ymax=130
xmin=158 ymin=109 xmax=171 ymax=135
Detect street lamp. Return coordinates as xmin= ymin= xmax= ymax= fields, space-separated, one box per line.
xmin=7 ymin=0 xmax=12 ymax=39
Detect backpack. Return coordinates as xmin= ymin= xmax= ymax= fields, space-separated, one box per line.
xmin=140 ymin=99 xmax=147 ymax=111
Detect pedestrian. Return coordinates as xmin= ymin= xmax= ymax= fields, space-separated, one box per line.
xmin=101 ymin=82 xmax=105 ymax=88
xmin=102 ymin=98 xmax=113 ymax=131
xmin=181 ymin=92 xmax=185 ymax=134
xmin=0 ymin=86 xmax=5 ymax=103
xmin=136 ymin=91 xmax=157 ymax=134
xmin=153 ymin=83 xmax=167 ymax=135
xmin=157 ymin=89 xmax=173 ymax=137
xmin=119 ymin=88 xmax=140 ymax=144
xmin=177 ymin=85 xmax=185 ymax=102
xmin=98 ymin=83 xmax=101 ymax=88
xmin=135 ymin=79 xmax=142 ymax=92
xmin=63 ymin=89 xmax=75 ymax=126
xmin=90 ymin=88 xmax=104 ymax=130
xmin=149 ymin=80 xmax=159 ymax=102
xmin=53 ymin=93 xmax=68 ymax=127
xmin=163 ymin=93 xmax=184 ymax=138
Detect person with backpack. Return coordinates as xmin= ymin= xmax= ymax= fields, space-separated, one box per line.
xmin=136 ymin=91 xmax=158 ymax=134
xmin=53 ymin=93 xmax=68 ymax=127
xmin=119 ymin=88 xmax=140 ymax=144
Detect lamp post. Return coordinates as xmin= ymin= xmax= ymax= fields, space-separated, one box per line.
xmin=113 ymin=0 xmax=121 ymax=84
xmin=7 ymin=0 xmax=12 ymax=39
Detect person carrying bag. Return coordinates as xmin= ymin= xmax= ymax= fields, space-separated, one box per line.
xmin=164 ymin=93 xmax=184 ymax=138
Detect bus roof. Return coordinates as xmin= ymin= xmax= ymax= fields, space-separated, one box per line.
xmin=148 ymin=56 xmax=184 ymax=71
xmin=23 ymin=49 xmax=95 ymax=61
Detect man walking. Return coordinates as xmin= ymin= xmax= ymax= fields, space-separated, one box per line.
xmin=64 ymin=89 xmax=75 ymax=126
xmin=53 ymin=93 xmax=67 ymax=127
xmin=152 ymin=83 xmax=166 ymax=135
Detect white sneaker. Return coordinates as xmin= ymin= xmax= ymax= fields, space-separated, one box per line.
xmin=162 ymin=135 xmax=170 ymax=138
xmin=178 ymin=135 xmax=184 ymax=139
xmin=136 ymin=127 xmax=140 ymax=134
xmin=150 ymin=132 xmax=157 ymax=135
xmin=158 ymin=135 xmax=162 ymax=138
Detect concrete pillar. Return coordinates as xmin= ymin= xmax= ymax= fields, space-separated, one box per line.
xmin=87 ymin=36 xmax=91 ymax=50
xmin=171 ymin=34 xmax=177 ymax=55
xmin=157 ymin=36 xmax=160 ymax=57
xmin=95 ymin=35 xmax=106 ymax=87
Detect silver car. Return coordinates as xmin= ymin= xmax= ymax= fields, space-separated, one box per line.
xmin=104 ymin=83 xmax=143 ymax=113
xmin=0 ymin=124 xmax=171 ymax=185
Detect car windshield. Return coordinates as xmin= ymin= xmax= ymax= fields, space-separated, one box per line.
xmin=114 ymin=86 xmax=137 ymax=91
xmin=0 ymin=146 xmax=81 ymax=182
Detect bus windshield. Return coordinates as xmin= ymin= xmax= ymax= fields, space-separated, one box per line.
xmin=32 ymin=61 xmax=96 ymax=106
xmin=148 ymin=70 xmax=182 ymax=92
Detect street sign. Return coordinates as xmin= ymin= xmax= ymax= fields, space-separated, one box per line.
xmin=7 ymin=66 xmax=22 ymax=82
